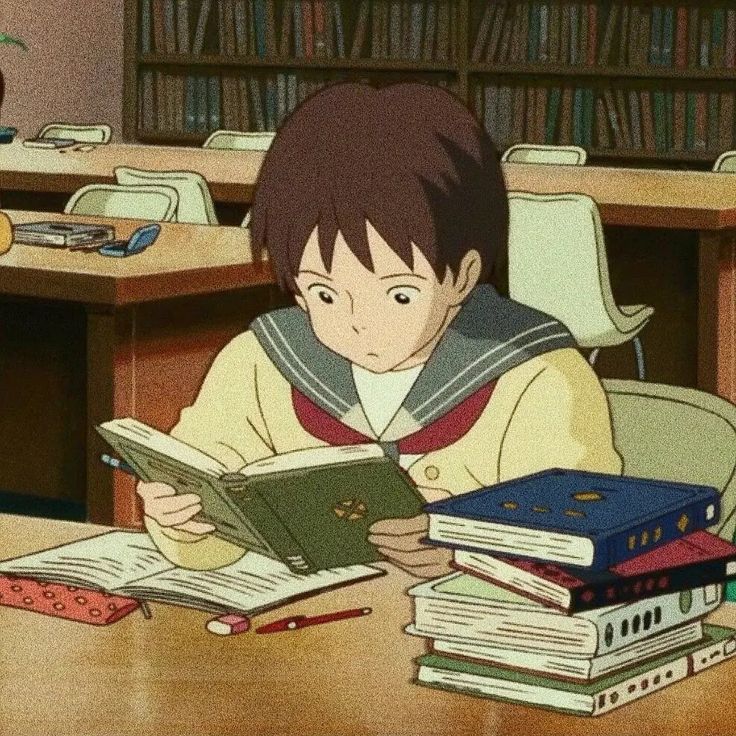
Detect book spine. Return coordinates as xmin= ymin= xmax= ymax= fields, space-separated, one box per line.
xmin=708 ymin=91 xmax=720 ymax=152
xmin=650 ymin=4 xmax=662 ymax=65
xmin=628 ymin=3 xmax=639 ymax=66
xmin=597 ymin=1 xmax=617 ymax=65
xmin=687 ymin=5 xmax=699 ymax=69
xmin=234 ymin=0 xmax=248 ymax=54
xmin=569 ymin=2 xmax=578 ymax=65
xmin=545 ymin=86 xmax=561 ymax=143
xmin=141 ymin=0 xmax=153 ymax=53
xmin=265 ymin=0 xmax=277 ymax=55
xmin=661 ymin=5 xmax=673 ymax=66
xmin=617 ymin=1 xmax=629 ymax=66
xmin=713 ymin=7 xmax=726 ymax=68
xmin=548 ymin=1 xmax=560 ymax=63
xmin=423 ymin=0 xmax=437 ymax=61
xmin=486 ymin=1 xmax=507 ymax=62
xmin=595 ymin=496 xmax=719 ymax=570
xmin=595 ymin=97 xmax=610 ymax=148
xmin=235 ymin=480 xmax=316 ymax=573
xmin=700 ymin=15 xmax=710 ymax=68
xmin=726 ymin=9 xmax=736 ymax=68
xmin=350 ymin=0 xmax=369 ymax=57
xmin=253 ymin=0 xmax=267 ymax=56
xmin=176 ymin=0 xmax=190 ymax=53
xmin=571 ymin=558 xmax=736 ymax=613
xmin=208 ymin=74 xmax=221 ymax=130
xmin=332 ymin=0 xmax=345 ymax=56
xmin=192 ymin=0 xmax=212 ymax=55
xmin=720 ymin=91 xmax=735 ymax=151
xmin=472 ymin=2 xmax=495 ymax=62
xmin=674 ymin=4 xmax=687 ymax=68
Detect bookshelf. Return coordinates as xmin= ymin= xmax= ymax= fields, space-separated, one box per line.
xmin=123 ymin=1 xmax=736 ymax=167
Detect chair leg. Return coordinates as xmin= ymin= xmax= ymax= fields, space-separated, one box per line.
xmin=588 ymin=348 xmax=600 ymax=366
xmin=633 ymin=336 xmax=646 ymax=380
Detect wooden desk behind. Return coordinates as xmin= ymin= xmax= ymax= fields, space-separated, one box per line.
xmin=0 ymin=141 xmax=265 ymax=204
xmin=1 ymin=514 xmax=735 ymax=736
xmin=0 ymin=211 xmax=284 ymax=525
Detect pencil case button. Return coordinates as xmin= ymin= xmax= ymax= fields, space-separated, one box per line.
xmin=424 ymin=465 xmax=440 ymax=481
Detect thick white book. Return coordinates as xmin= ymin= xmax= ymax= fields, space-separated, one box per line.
xmin=407 ymin=572 xmax=722 ymax=657
xmin=406 ymin=620 xmax=704 ymax=682
xmin=0 ymin=530 xmax=384 ymax=615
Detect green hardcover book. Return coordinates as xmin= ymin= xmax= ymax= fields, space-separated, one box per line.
xmin=652 ymin=90 xmax=667 ymax=152
xmin=415 ymin=624 xmax=736 ymax=716
xmin=96 ymin=417 xmax=426 ymax=574
xmin=528 ymin=1 xmax=540 ymax=62
xmin=545 ymin=86 xmax=562 ymax=143
xmin=582 ymin=87 xmax=594 ymax=147
xmin=685 ymin=91 xmax=697 ymax=150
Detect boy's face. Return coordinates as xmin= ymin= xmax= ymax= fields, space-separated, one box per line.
xmin=294 ymin=221 xmax=477 ymax=372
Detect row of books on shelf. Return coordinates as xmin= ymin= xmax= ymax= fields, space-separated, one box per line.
xmin=477 ymin=83 xmax=736 ymax=155
xmin=409 ymin=469 xmax=736 ymax=715
xmin=472 ymin=2 xmax=736 ymax=70
xmin=138 ymin=68 xmax=451 ymax=134
xmin=140 ymin=0 xmax=454 ymax=62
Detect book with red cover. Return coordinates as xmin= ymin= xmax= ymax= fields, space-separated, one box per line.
xmin=453 ymin=530 xmax=736 ymax=613
xmin=0 ymin=574 xmax=141 ymax=625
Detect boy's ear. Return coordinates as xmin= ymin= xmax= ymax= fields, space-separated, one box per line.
xmin=294 ymin=293 xmax=308 ymax=312
xmin=448 ymin=249 xmax=482 ymax=305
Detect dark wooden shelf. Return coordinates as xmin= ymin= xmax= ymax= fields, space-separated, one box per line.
xmin=123 ymin=0 xmax=736 ymax=168
xmin=468 ymin=62 xmax=736 ymax=81
xmin=138 ymin=54 xmax=457 ymax=74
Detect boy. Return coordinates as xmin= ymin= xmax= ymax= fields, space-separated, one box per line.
xmin=138 ymin=82 xmax=622 ymax=578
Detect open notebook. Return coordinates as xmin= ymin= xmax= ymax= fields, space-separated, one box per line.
xmin=0 ymin=531 xmax=385 ymax=615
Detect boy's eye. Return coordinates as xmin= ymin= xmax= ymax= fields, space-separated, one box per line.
xmin=387 ymin=286 xmax=419 ymax=305
xmin=307 ymin=283 xmax=337 ymax=305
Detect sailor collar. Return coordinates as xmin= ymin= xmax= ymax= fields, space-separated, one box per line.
xmin=250 ymin=284 xmax=577 ymax=442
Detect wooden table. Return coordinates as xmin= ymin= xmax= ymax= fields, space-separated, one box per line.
xmin=504 ymin=164 xmax=736 ymax=404
xmin=0 ymin=140 xmax=265 ymax=204
xmin=0 ymin=210 xmax=284 ymax=526
xmin=1 ymin=514 xmax=735 ymax=736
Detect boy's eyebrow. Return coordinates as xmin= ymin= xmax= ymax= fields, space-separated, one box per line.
xmin=378 ymin=272 xmax=428 ymax=281
xmin=298 ymin=270 xmax=333 ymax=280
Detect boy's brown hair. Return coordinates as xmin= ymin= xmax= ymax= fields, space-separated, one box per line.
xmin=250 ymin=82 xmax=508 ymax=293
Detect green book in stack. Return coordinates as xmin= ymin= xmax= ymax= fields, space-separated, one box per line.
xmin=97 ymin=418 xmax=425 ymax=574
xmin=416 ymin=624 xmax=736 ymax=716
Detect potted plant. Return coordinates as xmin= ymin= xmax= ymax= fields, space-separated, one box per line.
xmin=0 ymin=32 xmax=27 ymax=142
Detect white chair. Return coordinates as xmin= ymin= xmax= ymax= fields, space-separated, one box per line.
xmin=64 ymin=183 xmax=179 ymax=221
xmin=37 ymin=123 xmax=112 ymax=144
xmin=502 ymin=143 xmax=587 ymax=165
xmin=713 ymin=151 xmax=736 ymax=172
xmin=114 ymin=167 xmax=218 ymax=225
xmin=603 ymin=379 xmax=736 ymax=554
xmin=203 ymin=130 xmax=275 ymax=150
xmin=508 ymin=191 xmax=654 ymax=379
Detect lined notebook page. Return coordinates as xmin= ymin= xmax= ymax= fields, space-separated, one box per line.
xmin=0 ymin=531 xmax=172 ymax=590
xmin=120 ymin=551 xmax=384 ymax=614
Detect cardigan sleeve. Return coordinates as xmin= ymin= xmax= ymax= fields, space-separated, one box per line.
xmin=144 ymin=331 xmax=276 ymax=570
xmin=498 ymin=349 xmax=623 ymax=482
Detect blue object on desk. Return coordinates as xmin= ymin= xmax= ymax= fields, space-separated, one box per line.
xmin=0 ymin=126 xmax=17 ymax=144
xmin=99 ymin=223 xmax=161 ymax=258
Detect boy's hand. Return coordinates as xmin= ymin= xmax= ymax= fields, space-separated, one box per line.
xmin=367 ymin=487 xmax=453 ymax=579
xmin=136 ymin=480 xmax=216 ymax=535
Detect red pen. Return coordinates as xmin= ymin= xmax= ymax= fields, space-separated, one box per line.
xmin=255 ymin=606 xmax=372 ymax=634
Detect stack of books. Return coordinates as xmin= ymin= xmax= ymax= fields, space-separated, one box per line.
xmin=406 ymin=468 xmax=736 ymax=716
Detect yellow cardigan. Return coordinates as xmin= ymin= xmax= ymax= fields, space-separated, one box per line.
xmin=145 ymin=331 xmax=623 ymax=569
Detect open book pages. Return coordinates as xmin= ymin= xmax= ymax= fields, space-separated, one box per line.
xmin=96 ymin=417 xmax=385 ymax=478
xmin=0 ymin=531 xmax=385 ymax=615
xmin=97 ymin=417 xmax=228 ymax=477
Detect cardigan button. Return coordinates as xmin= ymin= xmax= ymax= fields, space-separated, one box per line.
xmin=424 ymin=465 xmax=440 ymax=481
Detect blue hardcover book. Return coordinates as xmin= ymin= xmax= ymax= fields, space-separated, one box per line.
xmin=424 ymin=468 xmax=720 ymax=571
xmin=661 ymin=5 xmax=674 ymax=66
xmin=650 ymin=5 xmax=663 ymax=65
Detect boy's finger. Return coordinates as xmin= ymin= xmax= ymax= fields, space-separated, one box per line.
xmin=367 ymin=532 xmax=426 ymax=552
xmin=368 ymin=514 xmax=427 ymax=536
xmin=376 ymin=545 xmax=450 ymax=568
xmin=172 ymin=520 xmax=216 ymax=535
xmin=157 ymin=504 xmax=203 ymax=527
xmin=136 ymin=482 xmax=177 ymax=501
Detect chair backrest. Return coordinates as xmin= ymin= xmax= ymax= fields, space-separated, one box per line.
xmin=713 ymin=150 xmax=736 ymax=173
xmin=501 ymin=144 xmax=587 ymax=165
xmin=508 ymin=191 xmax=620 ymax=346
xmin=202 ymin=130 xmax=276 ymax=151
xmin=64 ymin=183 xmax=179 ymax=221
xmin=114 ymin=167 xmax=218 ymax=225
xmin=602 ymin=378 xmax=736 ymax=546
xmin=37 ymin=123 xmax=112 ymax=144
